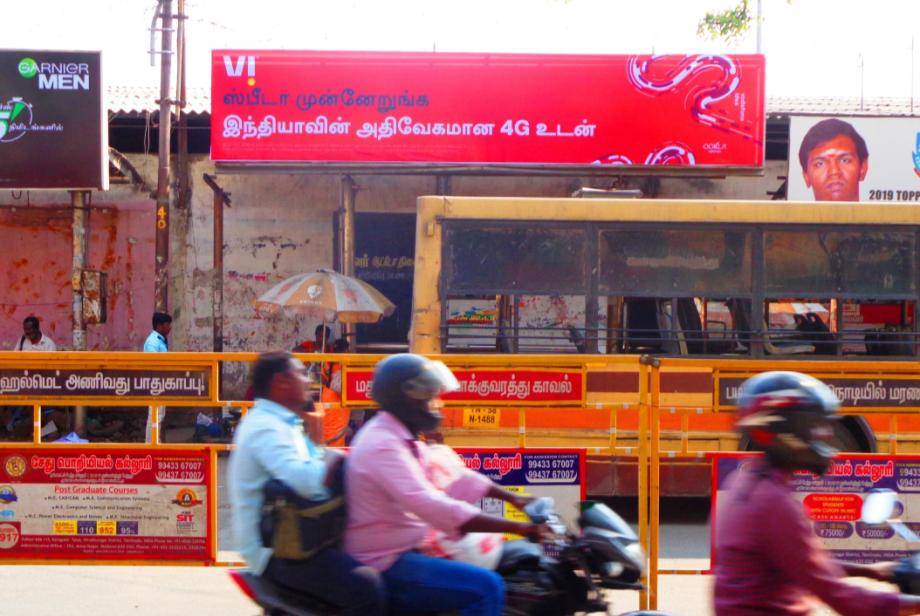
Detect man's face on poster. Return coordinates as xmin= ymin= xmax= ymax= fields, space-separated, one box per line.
xmin=802 ymin=134 xmax=868 ymax=201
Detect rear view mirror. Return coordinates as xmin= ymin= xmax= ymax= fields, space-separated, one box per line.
xmin=862 ymin=489 xmax=899 ymax=524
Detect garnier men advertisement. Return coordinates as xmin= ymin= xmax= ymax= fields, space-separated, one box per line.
xmin=0 ymin=50 xmax=107 ymax=190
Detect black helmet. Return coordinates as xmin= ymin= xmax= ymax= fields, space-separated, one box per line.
xmin=371 ymin=354 xmax=459 ymax=435
xmin=736 ymin=371 xmax=840 ymax=475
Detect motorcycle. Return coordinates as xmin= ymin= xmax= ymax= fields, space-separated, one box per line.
xmin=229 ymin=497 xmax=672 ymax=615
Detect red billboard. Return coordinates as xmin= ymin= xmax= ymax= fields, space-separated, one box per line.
xmin=211 ymin=51 xmax=765 ymax=168
xmin=345 ymin=368 xmax=584 ymax=405
xmin=0 ymin=447 xmax=214 ymax=563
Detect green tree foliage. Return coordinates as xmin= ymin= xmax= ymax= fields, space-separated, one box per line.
xmin=697 ymin=0 xmax=752 ymax=42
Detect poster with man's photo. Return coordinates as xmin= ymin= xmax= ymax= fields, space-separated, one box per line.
xmin=788 ymin=115 xmax=920 ymax=203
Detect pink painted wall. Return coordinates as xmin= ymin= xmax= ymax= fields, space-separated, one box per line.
xmin=0 ymin=201 xmax=154 ymax=350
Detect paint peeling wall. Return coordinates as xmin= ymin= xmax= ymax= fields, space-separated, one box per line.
xmin=0 ymin=194 xmax=155 ymax=351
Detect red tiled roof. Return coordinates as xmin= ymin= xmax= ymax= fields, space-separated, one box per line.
xmin=767 ymin=96 xmax=920 ymax=117
xmin=106 ymin=85 xmax=210 ymax=116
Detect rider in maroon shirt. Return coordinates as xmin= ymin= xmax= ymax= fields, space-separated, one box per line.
xmin=714 ymin=371 xmax=920 ymax=616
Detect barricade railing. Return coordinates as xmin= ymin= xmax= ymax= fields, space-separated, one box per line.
xmin=640 ymin=356 xmax=920 ymax=612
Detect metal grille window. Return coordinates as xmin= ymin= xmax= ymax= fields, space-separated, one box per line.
xmin=765 ymin=231 xmax=916 ymax=297
xmin=598 ymin=228 xmax=752 ymax=297
xmin=444 ymin=224 xmax=587 ymax=293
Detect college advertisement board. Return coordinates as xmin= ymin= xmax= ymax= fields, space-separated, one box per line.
xmin=0 ymin=50 xmax=107 ymax=190
xmin=456 ymin=448 xmax=585 ymax=531
xmin=211 ymin=50 xmax=765 ymax=168
xmin=788 ymin=115 xmax=920 ymax=202
xmin=712 ymin=454 xmax=919 ymax=564
xmin=0 ymin=447 xmax=215 ymax=563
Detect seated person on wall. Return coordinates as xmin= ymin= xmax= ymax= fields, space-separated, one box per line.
xmin=229 ymin=351 xmax=385 ymax=615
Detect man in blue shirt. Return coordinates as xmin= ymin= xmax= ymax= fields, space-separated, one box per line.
xmin=143 ymin=312 xmax=171 ymax=352
xmin=229 ymin=352 xmax=384 ymax=615
xmin=143 ymin=312 xmax=172 ymax=442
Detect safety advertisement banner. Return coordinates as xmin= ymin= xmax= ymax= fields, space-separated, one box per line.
xmin=344 ymin=368 xmax=584 ymax=405
xmin=712 ymin=454 xmax=919 ymax=564
xmin=788 ymin=115 xmax=920 ymax=202
xmin=0 ymin=447 xmax=214 ymax=563
xmin=455 ymin=448 xmax=585 ymax=530
xmin=211 ymin=50 xmax=764 ymax=168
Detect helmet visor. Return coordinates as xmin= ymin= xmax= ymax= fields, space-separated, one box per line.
xmin=402 ymin=360 xmax=460 ymax=400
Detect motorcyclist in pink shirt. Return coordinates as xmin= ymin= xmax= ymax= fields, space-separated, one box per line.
xmin=344 ymin=354 xmax=551 ymax=616
xmin=714 ymin=371 xmax=920 ymax=615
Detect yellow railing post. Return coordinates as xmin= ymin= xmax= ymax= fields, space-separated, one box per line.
xmin=151 ymin=406 xmax=160 ymax=446
xmin=649 ymin=359 xmax=662 ymax=611
xmin=518 ymin=408 xmax=526 ymax=448
xmin=637 ymin=357 xmax=650 ymax=611
xmin=33 ymin=404 xmax=41 ymax=444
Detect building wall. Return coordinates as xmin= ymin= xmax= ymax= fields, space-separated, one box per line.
xmin=0 ymin=188 xmax=155 ymax=351
xmin=0 ymin=155 xmax=786 ymax=356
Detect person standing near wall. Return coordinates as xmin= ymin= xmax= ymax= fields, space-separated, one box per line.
xmin=143 ymin=312 xmax=172 ymax=442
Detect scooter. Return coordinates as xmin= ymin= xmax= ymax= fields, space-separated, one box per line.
xmin=229 ymin=497 xmax=672 ymax=615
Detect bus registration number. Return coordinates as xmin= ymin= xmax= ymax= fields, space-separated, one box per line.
xmin=462 ymin=407 xmax=500 ymax=430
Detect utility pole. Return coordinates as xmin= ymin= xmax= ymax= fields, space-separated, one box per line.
xmin=153 ymin=0 xmax=174 ymax=312
xmin=755 ymin=0 xmax=762 ymax=54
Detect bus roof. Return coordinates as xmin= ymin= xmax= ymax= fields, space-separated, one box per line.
xmin=418 ymin=196 xmax=920 ymax=226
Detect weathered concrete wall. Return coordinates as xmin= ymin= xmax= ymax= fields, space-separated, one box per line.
xmin=0 ymin=184 xmax=155 ymax=351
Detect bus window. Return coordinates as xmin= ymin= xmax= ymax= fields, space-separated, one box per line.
xmin=765 ymin=231 xmax=915 ymax=296
xmin=445 ymin=225 xmax=586 ymax=294
xmin=766 ymin=300 xmax=834 ymax=355
xmin=516 ymin=295 xmax=594 ymax=353
xmin=598 ymin=228 xmax=751 ymax=296
xmin=445 ymin=297 xmax=499 ymax=351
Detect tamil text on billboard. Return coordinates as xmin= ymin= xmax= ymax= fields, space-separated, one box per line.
xmin=788 ymin=115 xmax=920 ymax=202
xmin=0 ymin=50 xmax=107 ymax=190
xmin=211 ymin=51 xmax=765 ymax=168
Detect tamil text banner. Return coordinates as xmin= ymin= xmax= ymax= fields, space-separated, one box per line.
xmin=788 ymin=115 xmax=920 ymax=203
xmin=0 ymin=367 xmax=213 ymax=402
xmin=212 ymin=51 xmax=765 ymax=168
xmin=0 ymin=447 xmax=214 ymax=563
xmin=344 ymin=368 xmax=583 ymax=405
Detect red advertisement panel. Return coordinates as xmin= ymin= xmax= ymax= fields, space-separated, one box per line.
xmin=211 ymin=50 xmax=765 ymax=167
xmin=345 ymin=369 xmax=583 ymax=405
xmin=0 ymin=447 xmax=214 ymax=562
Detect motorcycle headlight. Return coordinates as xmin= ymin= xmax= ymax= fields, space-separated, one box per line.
xmin=624 ymin=542 xmax=645 ymax=568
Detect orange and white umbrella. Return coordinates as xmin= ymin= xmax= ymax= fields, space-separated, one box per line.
xmin=254 ymin=269 xmax=395 ymax=324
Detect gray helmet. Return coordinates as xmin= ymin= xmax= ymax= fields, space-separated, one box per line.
xmin=736 ymin=371 xmax=840 ymax=475
xmin=371 ymin=354 xmax=459 ymax=435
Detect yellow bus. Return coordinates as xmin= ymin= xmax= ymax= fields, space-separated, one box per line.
xmin=406 ymin=196 xmax=920 ymax=495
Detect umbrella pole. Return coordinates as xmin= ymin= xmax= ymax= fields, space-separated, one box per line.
xmin=319 ymin=318 xmax=327 ymax=400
